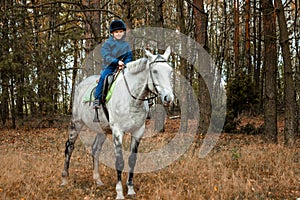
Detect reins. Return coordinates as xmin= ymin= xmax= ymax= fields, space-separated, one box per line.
xmin=121 ymin=68 xmax=157 ymax=101
xmin=122 ymin=56 xmax=167 ymax=101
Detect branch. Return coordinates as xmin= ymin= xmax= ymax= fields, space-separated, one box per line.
xmin=25 ymin=1 xmax=83 ymax=8
xmin=184 ymin=0 xmax=207 ymax=15
xmin=21 ymin=0 xmax=121 ymax=18
xmin=66 ymin=9 xmax=121 ymax=18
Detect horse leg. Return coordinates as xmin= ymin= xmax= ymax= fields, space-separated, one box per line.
xmin=113 ymin=132 xmax=125 ymax=200
xmin=127 ymin=136 xmax=140 ymax=197
xmin=61 ymin=121 xmax=83 ymax=185
xmin=91 ymin=132 xmax=106 ymax=186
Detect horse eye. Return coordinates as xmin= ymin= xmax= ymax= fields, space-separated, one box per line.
xmin=152 ymin=69 xmax=158 ymax=74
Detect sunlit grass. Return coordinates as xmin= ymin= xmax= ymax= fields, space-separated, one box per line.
xmin=0 ymin=120 xmax=299 ymax=199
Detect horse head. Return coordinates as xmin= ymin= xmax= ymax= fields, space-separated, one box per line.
xmin=145 ymin=47 xmax=174 ymax=106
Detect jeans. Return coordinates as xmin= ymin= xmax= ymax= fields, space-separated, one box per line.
xmin=94 ymin=66 xmax=116 ymax=101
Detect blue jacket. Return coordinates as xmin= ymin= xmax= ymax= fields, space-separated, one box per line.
xmin=101 ymin=35 xmax=133 ymax=69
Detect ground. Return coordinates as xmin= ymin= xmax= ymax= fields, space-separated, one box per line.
xmin=0 ymin=117 xmax=299 ymax=200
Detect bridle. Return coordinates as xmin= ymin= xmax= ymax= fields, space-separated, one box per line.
xmin=122 ymin=55 xmax=168 ymax=101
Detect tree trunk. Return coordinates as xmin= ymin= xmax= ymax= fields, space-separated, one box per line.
xmin=70 ymin=40 xmax=79 ymax=113
xmin=0 ymin=72 xmax=9 ymax=125
xmin=123 ymin=0 xmax=133 ymax=30
xmin=245 ymin=0 xmax=251 ymax=75
xmin=31 ymin=0 xmax=45 ymax=115
xmin=10 ymin=83 xmax=16 ymax=129
xmin=257 ymin=1 xmax=264 ymax=110
xmin=193 ymin=0 xmax=211 ymax=134
xmin=261 ymin=0 xmax=278 ymax=143
xmin=295 ymin=0 xmax=300 ymax=136
xmin=154 ymin=0 xmax=164 ymax=28
xmin=253 ymin=0 xmax=262 ymax=109
xmin=274 ymin=0 xmax=296 ymax=146
xmin=193 ymin=0 xmax=208 ymax=50
xmin=83 ymin=0 xmax=101 ymax=54
xmin=1 ymin=0 xmax=10 ymax=125
xmin=234 ymin=0 xmax=240 ymax=74
xmin=153 ymin=0 xmax=165 ymax=131
xmin=176 ymin=0 xmax=188 ymax=133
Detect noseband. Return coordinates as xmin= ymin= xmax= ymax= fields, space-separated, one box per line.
xmin=122 ymin=55 xmax=168 ymax=101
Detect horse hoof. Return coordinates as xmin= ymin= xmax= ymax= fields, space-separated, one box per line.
xmin=127 ymin=185 xmax=136 ymax=197
xmin=60 ymin=178 xmax=68 ymax=186
xmin=116 ymin=194 xmax=125 ymax=200
xmin=127 ymin=194 xmax=136 ymax=199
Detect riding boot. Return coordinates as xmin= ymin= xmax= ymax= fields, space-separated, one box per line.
xmin=93 ymin=99 xmax=101 ymax=122
xmin=93 ymin=108 xmax=100 ymax=122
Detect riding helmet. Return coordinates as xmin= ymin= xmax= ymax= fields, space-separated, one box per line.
xmin=109 ymin=20 xmax=126 ymax=33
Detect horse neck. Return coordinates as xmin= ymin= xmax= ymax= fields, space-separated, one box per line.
xmin=124 ymin=69 xmax=150 ymax=104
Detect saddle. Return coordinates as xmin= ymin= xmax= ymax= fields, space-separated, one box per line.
xmin=93 ymin=72 xmax=119 ymax=123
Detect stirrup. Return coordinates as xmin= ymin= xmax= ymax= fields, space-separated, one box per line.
xmin=93 ymin=99 xmax=101 ymax=109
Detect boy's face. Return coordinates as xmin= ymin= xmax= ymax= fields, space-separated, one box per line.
xmin=112 ymin=30 xmax=125 ymax=40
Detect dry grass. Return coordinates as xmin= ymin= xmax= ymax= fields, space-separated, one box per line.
xmin=0 ymin=119 xmax=299 ymax=200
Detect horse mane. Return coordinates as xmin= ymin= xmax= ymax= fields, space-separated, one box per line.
xmin=126 ymin=58 xmax=148 ymax=74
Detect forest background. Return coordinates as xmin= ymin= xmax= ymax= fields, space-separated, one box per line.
xmin=0 ymin=0 xmax=299 ymax=147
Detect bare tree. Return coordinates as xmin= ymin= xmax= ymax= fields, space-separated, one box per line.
xmin=234 ymin=0 xmax=240 ymax=74
xmin=154 ymin=0 xmax=164 ymax=28
xmin=176 ymin=0 xmax=188 ymax=132
xmin=261 ymin=0 xmax=278 ymax=143
xmin=245 ymin=0 xmax=251 ymax=75
xmin=274 ymin=0 xmax=296 ymax=146
xmin=192 ymin=0 xmax=211 ymax=134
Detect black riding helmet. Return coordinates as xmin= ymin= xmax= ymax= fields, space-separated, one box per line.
xmin=110 ymin=20 xmax=126 ymax=33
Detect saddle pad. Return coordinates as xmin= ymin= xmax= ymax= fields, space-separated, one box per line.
xmin=105 ymin=81 xmax=117 ymax=102
xmin=105 ymin=72 xmax=120 ymax=102
xmin=83 ymin=83 xmax=97 ymax=102
xmin=82 ymin=74 xmax=119 ymax=103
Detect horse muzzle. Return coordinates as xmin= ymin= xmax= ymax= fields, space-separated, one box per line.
xmin=161 ymin=89 xmax=174 ymax=106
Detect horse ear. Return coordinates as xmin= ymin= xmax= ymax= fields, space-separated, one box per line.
xmin=144 ymin=48 xmax=155 ymax=61
xmin=162 ymin=46 xmax=171 ymax=60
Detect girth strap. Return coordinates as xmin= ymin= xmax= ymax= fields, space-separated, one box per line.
xmin=101 ymin=103 xmax=109 ymax=122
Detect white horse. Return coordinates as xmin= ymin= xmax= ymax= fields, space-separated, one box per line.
xmin=61 ymin=47 xmax=174 ymax=199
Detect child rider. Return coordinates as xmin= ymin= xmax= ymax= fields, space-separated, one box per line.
xmin=94 ymin=20 xmax=133 ymax=108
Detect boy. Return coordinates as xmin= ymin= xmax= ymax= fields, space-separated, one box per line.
xmin=94 ymin=20 xmax=133 ymax=107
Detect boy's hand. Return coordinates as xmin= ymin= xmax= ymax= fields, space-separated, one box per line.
xmin=118 ymin=60 xmax=125 ymax=69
